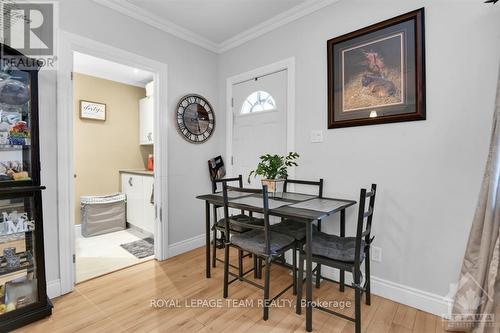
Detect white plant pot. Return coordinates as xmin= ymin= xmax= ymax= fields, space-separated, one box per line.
xmin=261 ymin=179 xmax=284 ymax=193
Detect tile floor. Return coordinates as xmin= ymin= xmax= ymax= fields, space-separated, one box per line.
xmin=75 ymin=227 xmax=154 ymax=283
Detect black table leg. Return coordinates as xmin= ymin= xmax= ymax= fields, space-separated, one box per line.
xmin=205 ymin=201 xmax=211 ymax=278
xmin=306 ymin=220 xmax=313 ymax=332
xmin=340 ymin=209 xmax=345 ymax=291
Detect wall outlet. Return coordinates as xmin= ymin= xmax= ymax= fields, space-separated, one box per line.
xmin=371 ymin=246 xmax=382 ymax=262
xmin=310 ymin=130 xmax=323 ymax=143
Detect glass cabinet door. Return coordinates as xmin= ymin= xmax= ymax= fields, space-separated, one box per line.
xmin=0 ymin=195 xmax=39 ymax=317
xmin=0 ymin=64 xmax=33 ymax=186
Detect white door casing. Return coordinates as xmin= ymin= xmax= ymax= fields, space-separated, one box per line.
xmin=57 ymin=31 xmax=168 ymax=295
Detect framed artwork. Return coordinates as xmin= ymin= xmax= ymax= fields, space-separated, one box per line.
xmin=327 ymin=8 xmax=425 ymax=128
xmin=80 ymin=100 xmax=106 ymax=121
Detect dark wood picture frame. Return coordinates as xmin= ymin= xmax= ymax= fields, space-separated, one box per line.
xmin=327 ymin=8 xmax=426 ymax=129
xmin=79 ymin=100 xmax=107 ymax=121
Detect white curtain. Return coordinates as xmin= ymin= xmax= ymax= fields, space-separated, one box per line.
xmin=447 ymin=68 xmax=500 ymax=332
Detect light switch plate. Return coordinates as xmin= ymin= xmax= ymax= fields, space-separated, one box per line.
xmin=310 ymin=130 xmax=323 ymax=143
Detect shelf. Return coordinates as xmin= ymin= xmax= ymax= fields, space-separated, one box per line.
xmin=0 ymin=252 xmax=33 ymax=276
xmin=0 ymin=145 xmax=29 ymax=151
xmin=0 ymin=182 xmax=41 ymax=192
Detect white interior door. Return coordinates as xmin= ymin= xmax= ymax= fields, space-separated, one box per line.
xmin=232 ymin=70 xmax=287 ymax=187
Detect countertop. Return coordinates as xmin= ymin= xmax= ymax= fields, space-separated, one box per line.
xmin=119 ymin=169 xmax=154 ymax=176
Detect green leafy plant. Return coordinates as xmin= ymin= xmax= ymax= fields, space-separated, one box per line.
xmin=248 ymin=152 xmax=299 ymax=183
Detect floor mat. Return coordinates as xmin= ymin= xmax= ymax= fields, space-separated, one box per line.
xmin=120 ymin=237 xmax=154 ymax=259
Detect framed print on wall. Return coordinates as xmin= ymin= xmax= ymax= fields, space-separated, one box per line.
xmin=80 ymin=100 xmax=106 ymax=121
xmin=327 ymin=8 xmax=426 ymax=129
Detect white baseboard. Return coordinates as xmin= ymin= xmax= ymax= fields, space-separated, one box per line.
xmin=168 ymin=233 xmax=206 ymax=258
xmin=47 ymin=279 xmax=62 ymax=299
xmin=74 ymin=223 xmax=81 ymax=236
xmin=371 ymin=276 xmax=451 ymax=317
xmin=318 ymin=266 xmax=450 ymax=317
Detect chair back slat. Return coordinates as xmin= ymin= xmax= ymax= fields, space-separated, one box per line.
xmin=354 ymin=184 xmax=377 ymax=266
xmin=283 ymin=178 xmax=324 ymax=198
xmin=212 ymin=175 xmax=243 ymax=194
xmin=363 ymin=207 xmax=373 ymax=218
xmin=222 ymin=183 xmax=272 ymax=255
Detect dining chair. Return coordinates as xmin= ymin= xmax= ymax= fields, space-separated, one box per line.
xmin=211 ymin=175 xmax=261 ymax=277
xmin=222 ymin=183 xmax=296 ymax=320
xmin=295 ymin=184 xmax=377 ymax=333
xmin=270 ymin=178 xmax=323 ymax=292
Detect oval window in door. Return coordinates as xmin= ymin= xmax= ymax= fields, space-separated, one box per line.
xmin=240 ymin=91 xmax=276 ymax=114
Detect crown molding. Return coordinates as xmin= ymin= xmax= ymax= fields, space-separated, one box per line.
xmin=93 ymin=0 xmax=339 ymax=54
xmin=218 ymin=0 xmax=340 ymax=53
xmin=92 ymin=0 xmax=219 ymax=52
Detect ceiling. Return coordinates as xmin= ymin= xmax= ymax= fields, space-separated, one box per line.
xmin=73 ymin=52 xmax=154 ymax=87
xmin=94 ymin=0 xmax=339 ymax=53
xmin=127 ymin=0 xmax=306 ymax=44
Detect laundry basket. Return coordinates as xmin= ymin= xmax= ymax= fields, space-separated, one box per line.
xmin=80 ymin=193 xmax=126 ymax=237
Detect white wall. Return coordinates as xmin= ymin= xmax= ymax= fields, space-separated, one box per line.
xmin=38 ymin=0 xmax=220 ymax=291
xmin=217 ymin=0 xmax=500 ymax=307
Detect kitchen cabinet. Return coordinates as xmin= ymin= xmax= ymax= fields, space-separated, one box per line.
xmin=121 ymin=173 xmax=154 ymax=234
xmin=139 ymin=97 xmax=153 ymax=145
xmin=142 ymin=176 xmax=155 ymax=234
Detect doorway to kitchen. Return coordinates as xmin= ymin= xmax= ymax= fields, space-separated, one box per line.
xmin=72 ymin=52 xmax=156 ymax=283
xmin=57 ymin=32 xmax=169 ymax=295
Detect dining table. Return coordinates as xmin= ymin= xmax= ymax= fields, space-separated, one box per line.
xmin=196 ymin=189 xmax=356 ymax=332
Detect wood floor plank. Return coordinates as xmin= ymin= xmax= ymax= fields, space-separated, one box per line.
xmin=392 ymin=304 xmax=418 ymax=330
xmin=413 ymin=310 xmax=437 ymax=333
xmin=13 ymin=246 xmax=443 ymax=333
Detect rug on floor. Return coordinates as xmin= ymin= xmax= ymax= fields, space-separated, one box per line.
xmin=120 ymin=237 xmax=154 ymax=259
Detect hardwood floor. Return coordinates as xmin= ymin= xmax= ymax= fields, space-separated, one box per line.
xmin=16 ymin=247 xmax=447 ymax=333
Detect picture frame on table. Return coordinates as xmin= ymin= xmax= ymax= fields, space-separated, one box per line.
xmin=327 ymin=8 xmax=426 ymax=129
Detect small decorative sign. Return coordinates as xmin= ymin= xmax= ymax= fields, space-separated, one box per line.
xmin=80 ymin=100 xmax=106 ymax=121
xmin=0 ymin=211 xmax=35 ymax=236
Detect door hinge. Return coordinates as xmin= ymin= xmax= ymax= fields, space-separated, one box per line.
xmin=73 ymin=254 xmax=75 ymax=263
xmin=231 ymin=156 xmax=233 ymax=165
xmin=231 ymin=98 xmax=234 ymax=108
xmin=159 ymin=207 xmax=162 ymax=222
xmin=70 ymin=71 xmax=73 ymax=80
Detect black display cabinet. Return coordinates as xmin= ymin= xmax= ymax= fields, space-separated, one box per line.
xmin=0 ymin=44 xmax=52 ymax=332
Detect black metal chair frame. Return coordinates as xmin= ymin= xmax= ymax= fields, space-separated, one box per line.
xmin=210 ymin=175 xmax=255 ymax=277
xmin=222 ymin=184 xmax=296 ymax=321
xmin=295 ymin=184 xmax=377 ymax=333
xmin=269 ymin=178 xmax=324 ymax=293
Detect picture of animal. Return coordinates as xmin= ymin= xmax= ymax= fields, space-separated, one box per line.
xmin=341 ymin=33 xmax=404 ymax=112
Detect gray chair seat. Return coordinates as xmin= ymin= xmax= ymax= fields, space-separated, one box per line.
xmin=231 ymin=230 xmax=295 ymax=256
xmin=310 ymin=231 xmax=366 ymax=263
xmin=215 ymin=214 xmax=264 ymax=233
xmin=271 ymin=219 xmax=319 ymax=240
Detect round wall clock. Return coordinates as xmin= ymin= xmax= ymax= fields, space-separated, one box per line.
xmin=176 ymin=94 xmax=215 ymax=143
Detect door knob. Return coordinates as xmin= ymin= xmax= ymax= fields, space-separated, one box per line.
xmin=128 ymin=177 xmax=133 ymax=186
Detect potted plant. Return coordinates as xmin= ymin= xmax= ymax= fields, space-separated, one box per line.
xmin=248 ymin=152 xmax=299 ymax=193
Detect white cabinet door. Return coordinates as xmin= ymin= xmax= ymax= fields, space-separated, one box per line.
xmin=142 ymin=176 xmax=155 ymax=234
xmin=139 ymin=97 xmax=154 ymax=145
xmin=121 ymin=174 xmax=144 ymax=226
